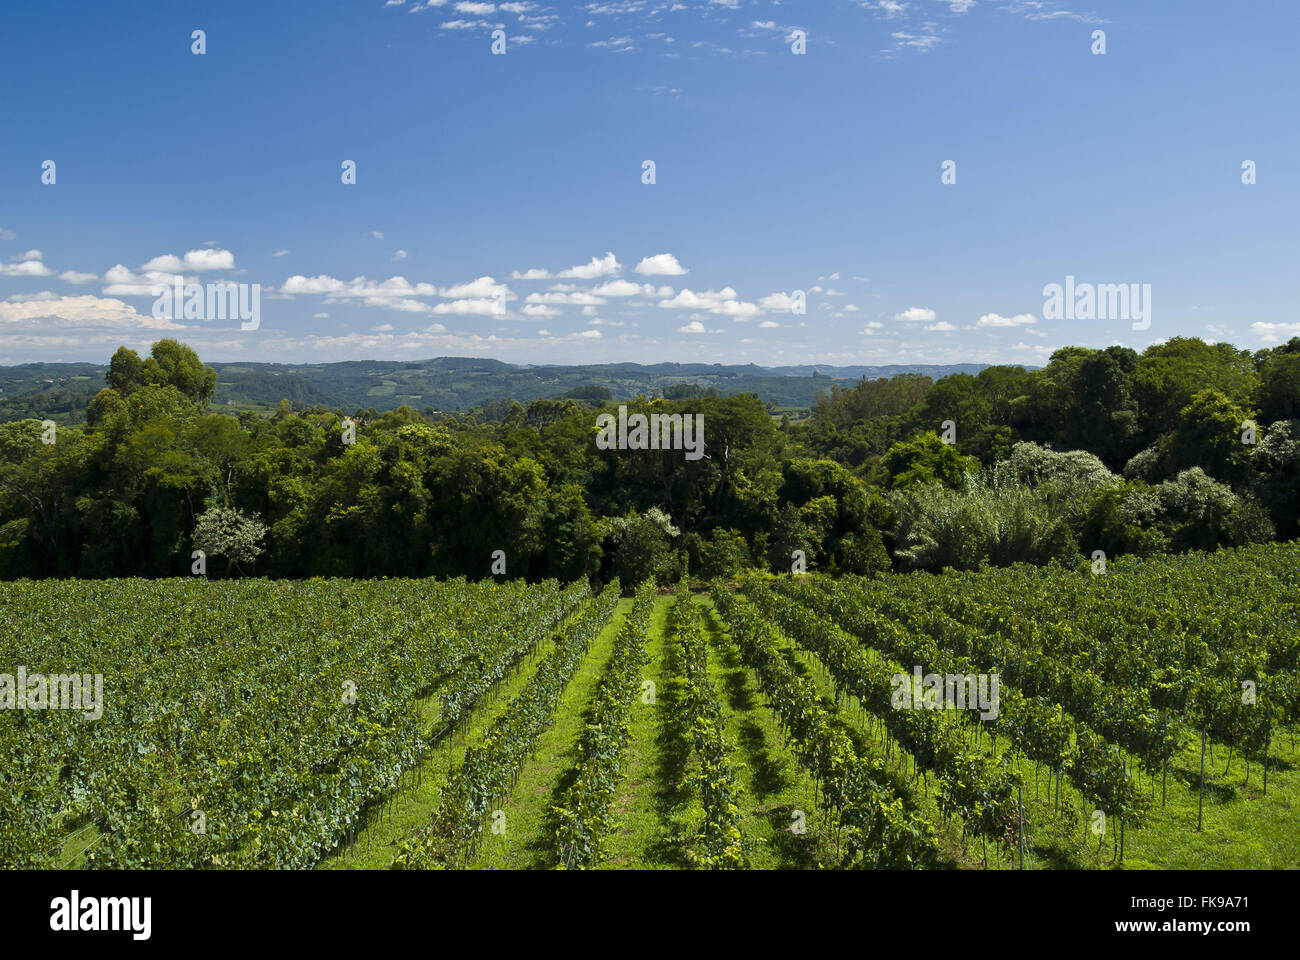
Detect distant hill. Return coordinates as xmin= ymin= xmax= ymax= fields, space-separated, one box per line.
xmin=0 ymin=356 xmax=1010 ymax=423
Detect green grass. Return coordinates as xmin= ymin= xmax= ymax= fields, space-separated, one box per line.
xmin=1110 ymin=728 xmax=1299 ymax=869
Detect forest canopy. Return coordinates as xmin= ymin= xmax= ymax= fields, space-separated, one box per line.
xmin=0 ymin=336 xmax=1296 ymax=583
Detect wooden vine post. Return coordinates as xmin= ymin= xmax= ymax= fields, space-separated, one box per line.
xmin=1017 ymin=785 xmax=1025 ymax=870
xmin=1197 ymin=729 xmax=1206 ymax=831
xmin=1263 ymin=727 xmax=1270 ymax=796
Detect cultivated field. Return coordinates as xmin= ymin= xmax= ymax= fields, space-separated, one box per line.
xmin=3 ymin=543 xmax=1297 ymax=870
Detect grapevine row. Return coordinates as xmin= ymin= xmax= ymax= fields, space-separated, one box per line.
xmin=551 ymin=581 xmax=656 ymax=869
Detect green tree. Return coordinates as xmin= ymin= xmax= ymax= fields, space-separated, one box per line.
xmin=695 ymin=527 xmax=750 ymax=579
xmin=1168 ymin=389 xmax=1254 ymax=484
xmin=879 ymin=431 xmax=975 ymax=490
xmin=606 ymin=507 xmax=680 ymax=585
xmin=192 ymin=505 xmax=268 ymax=575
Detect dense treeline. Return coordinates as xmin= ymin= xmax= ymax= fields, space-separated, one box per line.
xmin=1 ymin=336 xmax=1297 ymax=583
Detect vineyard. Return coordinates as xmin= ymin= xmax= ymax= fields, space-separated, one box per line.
xmin=2 ymin=542 xmax=1297 ymax=870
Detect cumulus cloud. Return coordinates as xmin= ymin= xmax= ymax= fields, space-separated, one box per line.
xmin=0 ymin=295 xmax=183 ymax=330
xmin=525 ymin=290 xmax=606 ymax=306
xmin=659 ymin=287 xmax=760 ymax=318
xmin=1252 ymin=321 xmax=1300 ymax=342
xmin=558 ymin=252 xmax=621 ymax=279
xmin=634 ymin=253 xmax=687 ymax=276
xmin=282 ymin=275 xmax=439 ymax=300
xmin=977 ymin=312 xmax=1036 ymax=327
xmin=438 ymin=276 xmax=511 ymax=300
xmin=141 ymin=248 xmax=235 ymax=273
xmin=430 ymin=298 xmax=506 ymax=315
xmin=895 ymin=306 xmax=936 ymax=323
xmin=1 ymin=250 xmax=53 ymax=277
xmin=101 ymin=264 xmax=188 ymax=297
xmin=759 ymin=292 xmax=799 ymax=311
xmin=590 ymin=279 xmax=667 ymax=297
xmin=659 ymin=287 xmax=732 ymax=309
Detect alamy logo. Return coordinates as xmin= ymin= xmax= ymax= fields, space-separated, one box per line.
xmin=50 ymin=891 xmax=151 ymax=940
xmin=595 ymin=405 xmax=705 ymax=461
xmin=890 ymin=667 xmax=1000 ymax=720
xmin=1042 ymin=275 xmax=1151 ymax=330
xmin=151 ymin=279 xmax=260 ymax=330
xmin=0 ymin=667 xmax=103 ymax=720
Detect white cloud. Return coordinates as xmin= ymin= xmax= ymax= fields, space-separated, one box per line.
xmin=281 ymin=274 xmax=347 ymax=295
xmin=659 ymin=287 xmax=734 ymax=309
xmin=590 ymin=279 xmax=661 ymax=297
xmin=430 ymin=298 xmax=506 ymax=316
xmin=393 ymin=250 xmax=408 ymax=261
xmin=558 ymin=252 xmax=621 ymax=279
xmin=526 ymin=290 xmax=606 ymax=305
xmin=0 ymin=295 xmax=183 ymax=330
xmin=759 ymin=292 xmax=799 ymax=310
xmin=278 ymin=275 xmax=491 ymax=317
xmin=977 ymin=312 xmax=1036 ymax=327
xmin=634 ymin=253 xmax=688 ymax=276
xmin=1 ymin=254 xmax=53 ymax=277
xmin=101 ymin=265 xmax=189 ymax=296
xmin=272 ymin=249 xmax=290 ymax=257
xmin=438 ymin=275 xmax=511 ymax=299
xmin=679 ymin=320 xmax=708 ymax=334
xmin=59 ymin=270 xmax=99 ymax=285
xmin=714 ymin=299 xmax=761 ymax=318
xmin=1252 ymin=321 xmax=1300 ymax=342
xmin=925 ymin=321 xmax=956 ymax=332
xmin=895 ymin=306 xmax=936 ymax=323
xmin=141 ymin=248 xmax=235 ymax=273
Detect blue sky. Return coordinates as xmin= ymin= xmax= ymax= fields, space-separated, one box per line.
xmin=1 ymin=0 xmax=1296 ymax=367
